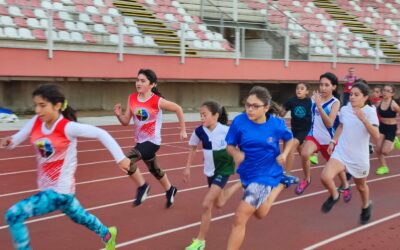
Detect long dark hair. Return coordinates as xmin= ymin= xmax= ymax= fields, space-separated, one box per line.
xmin=248 ymin=86 xmax=285 ymax=116
xmin=138 ymin=68 xmax=163 ymax=97
xmin=202 ymin=101 xmax=228 ymax=125
xmin=320 ymin=72 xmax=340 ymax=100
xmin=351 ymin=82 xmax=371 ymax=106
xmin=32 ymin=84 xmax=77 ymax=122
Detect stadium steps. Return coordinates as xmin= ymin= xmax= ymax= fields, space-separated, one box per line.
xmin=313 ymin=0 xmax=400 ymax=63
xmin=112 ymin=0 xmax=197 ymax=55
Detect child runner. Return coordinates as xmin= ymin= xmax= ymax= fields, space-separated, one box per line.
xmin=1 ymin=84 xmax=129 ymax=250
xmin=283 ymin=82 xmax=312 ymax=173
xmin=375 ymin=84 xmax=400 ymax=175
xmin=370 ymin=86 xmax=383 ymax=107
xmin=183 ymin=101 xmax=241 ymax=250
xmin=225 ymin=86 xmax=298 ymax=250
xmin=296 ymin=72 xmax=350 ymax=199
xmin=320 ymin=82 xmax=379 ymax=224
xmin=342 ymin=67 xmax=357 ymax=106
xmin=114 ymin=69 xmax=187 ymax=208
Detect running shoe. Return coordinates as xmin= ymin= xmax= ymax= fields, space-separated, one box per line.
xmin=133 ymin=183 xmax=150 ymax=206
xmin=185 ymin=239 xmax=206 ymax=250
xmin=342 ymin=187 xmax=352 ymax=203
xmin=295 ymin=179 xmax=311 ymax=195
xmin=369 ymin=143 xmax=374 ymax=154
xmin=376 ymin=166 xmax=389 ymax=175
xmin=346 ymin=172 xmax=352 ymax=181
xmin=104 ymin=227 xmax=117 ymax=250
xmin=394 ymin=136 xmax=400 ymax=150
xmin=321 ymin=194 xmax=340 ymax=213
xmin=360 ymin=201 xmax=373 ymax=224
xmin=166 ymin=185 xmax=177 ymax=208
xmin=309 ymin=155 xmax=318 ymax=165
xmin=280 ymin=173 xmax=299 ymax=188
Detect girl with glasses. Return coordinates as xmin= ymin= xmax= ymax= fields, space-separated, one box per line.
xmin=225 ymin=86 xmax=297 ymax=250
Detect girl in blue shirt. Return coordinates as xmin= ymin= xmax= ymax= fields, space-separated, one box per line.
xmin=225 ymin=86 xmax=296 ymax=250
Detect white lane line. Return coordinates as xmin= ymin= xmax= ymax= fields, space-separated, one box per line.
xmin=1 ymin=170 xmax=399 ymax=242
xmin=110 ymin=173 xmax=400 ymax=249
xmin=1 ymin=125 xmax=198 ymax=149
xmin=0 ymin=140 xmax=190 ymax=161
xmin=0 ymin=178 xmax=224 ymax=230
xmin=2 ymin=151 xmax=400 ymax=193
xmin=303 ymin=211 xmax=400 ymax=250
xmin=0 ymin=149 xmax=203 ymax=177
xmin=0 ymin=164 xmax=203 ymax=198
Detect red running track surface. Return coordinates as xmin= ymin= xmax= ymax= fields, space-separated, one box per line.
xmin=0 ymin=121 xmax=400 ymax=250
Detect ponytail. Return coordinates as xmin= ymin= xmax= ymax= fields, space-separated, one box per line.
xmin=151 ymin=86 xmax=163 ymax=98
xmin=218 ymin=106 xmax=228 ymax=125
xmin=201 ymin=101 xmax=229 ymax=125
xmin=62 ymin=105 xmax=77 ymax=122
xmin=267 ymin=101 xmax=286 ymax=117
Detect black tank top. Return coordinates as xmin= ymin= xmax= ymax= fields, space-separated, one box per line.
xmin=378 ymin=100 xmax=397 ymax=118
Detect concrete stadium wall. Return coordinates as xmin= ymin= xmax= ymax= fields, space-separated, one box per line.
xmin=0 ymin=81 xmax=241 ymax=113
xmin=1 ymin=80 xmax=395 ymax=114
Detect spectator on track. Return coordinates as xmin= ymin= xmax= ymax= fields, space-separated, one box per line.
xmin=342 ymin=67 xmax=358 ymax=106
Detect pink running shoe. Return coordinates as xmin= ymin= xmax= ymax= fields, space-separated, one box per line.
xmin=295 ymin=179 xmax=310 ymax=195
xmin=342 ymin=188 xmax=352 ymax=203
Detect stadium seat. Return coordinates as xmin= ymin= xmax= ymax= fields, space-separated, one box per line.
xmin=0 ymin=16 xmax=15 ymax=26
xmin=59 ymin=30 xmax=72 ymax=42
xmin=133 ymin=35 xmax=144 ymax=45
xmin=8 ymin=6 xmax=23 ymax=16
xmin=83 ymin=32 xmax=96 ymax=43
xmin=4 ymin=26 xmax=18 ymax=38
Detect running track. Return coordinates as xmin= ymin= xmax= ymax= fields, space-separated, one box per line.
xmin=0 ymin=121 xmax=399 ymax=250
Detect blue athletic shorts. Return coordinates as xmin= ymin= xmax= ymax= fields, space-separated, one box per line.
xmin=207 ymin=174 xmax=230 ymax=189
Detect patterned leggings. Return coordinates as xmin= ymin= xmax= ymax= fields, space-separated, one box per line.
xmin=4 ymin=189 xmax=109 ymax=250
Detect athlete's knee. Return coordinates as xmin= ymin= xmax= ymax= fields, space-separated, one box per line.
xmin=144 ymin=157 xmax=165 ymax=180
xmin=320 ymin=169 xmax=332 ymax=184
xmin=5 ymin=205 xmax=23 ymax=225
xmin=202 ymin=199 xmax=214 ymax=211
xmin=356 ymin=182 xmax=368 ymax=193
xmin=126 ymin=149 xmax=142 ymax=176
xmin=300 ymin=149 xmax=310 ymax=160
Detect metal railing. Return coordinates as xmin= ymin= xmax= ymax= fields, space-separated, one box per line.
xmin=1 ymin=2 xmax=399 ymax=69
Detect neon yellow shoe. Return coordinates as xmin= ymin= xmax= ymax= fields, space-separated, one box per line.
xmin=309 ymin=155 xmax=318 ymax=165
xmin=394 ymin=136 xmax=400 ymax=150
xmin=185 ymin=239 xmax=205 ymax=250
xmin=376 ymin=166 xmax=389 ymax=175
xmin=105 ymin=227 xmax=117 ymax=250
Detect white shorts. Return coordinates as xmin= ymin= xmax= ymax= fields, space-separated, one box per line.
xmin=331 ymin=154 xmax=369 ymax=179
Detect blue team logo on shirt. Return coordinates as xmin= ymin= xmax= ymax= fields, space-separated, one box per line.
xmin=34 ymin=138 xmax=54 ymax=158
xmin=135 ymin=108 xmax=149 ymax=121
xmin=267 ymin=137 xmax=274 ymax=143
xmin=293 ymin=106 xmax=306 ymax=119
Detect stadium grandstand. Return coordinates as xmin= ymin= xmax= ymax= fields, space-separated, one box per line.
xmin=0 ymin=0 xmax=400 ymax=113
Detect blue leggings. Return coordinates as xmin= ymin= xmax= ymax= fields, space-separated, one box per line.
xmin=5 ymin=190 xmax=109 ymax=250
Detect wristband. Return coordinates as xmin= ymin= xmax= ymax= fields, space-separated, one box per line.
xmin=329 ymin=139 xmax=336 ymax=145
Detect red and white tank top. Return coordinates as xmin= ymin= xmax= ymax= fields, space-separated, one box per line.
xmin=129 ymin=93 xmax=163 ymax=145
xmin=30 ymin=116 xmax=77 ymax=194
